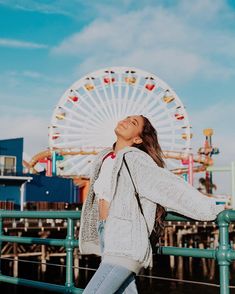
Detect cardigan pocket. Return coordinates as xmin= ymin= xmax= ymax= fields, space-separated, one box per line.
xmin=104 ymin=217 xmax=133 ymax=252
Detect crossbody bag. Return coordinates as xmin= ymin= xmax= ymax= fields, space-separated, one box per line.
xmin=123 ymin=155 xmax=163 ymax=253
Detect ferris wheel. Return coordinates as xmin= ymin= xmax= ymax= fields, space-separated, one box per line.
xmin=49 ymin=66 xmax=192 ymax=176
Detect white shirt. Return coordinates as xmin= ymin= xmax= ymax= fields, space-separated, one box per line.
xmin=93 ymin=152 xmax=116 ymax=202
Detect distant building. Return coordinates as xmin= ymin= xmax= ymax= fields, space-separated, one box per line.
xmin=0 ymin=138 xmax=79 ymax=210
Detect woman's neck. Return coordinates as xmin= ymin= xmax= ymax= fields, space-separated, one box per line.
xmin=113 ymin=139 xmax=132 ymax=154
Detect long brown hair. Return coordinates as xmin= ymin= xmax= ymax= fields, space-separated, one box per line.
xmin=132 ymin=115 xmax=166 ymax=240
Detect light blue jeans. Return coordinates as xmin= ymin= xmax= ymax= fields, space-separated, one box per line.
xmin=83 ymin=220 xmax=138 ymax=294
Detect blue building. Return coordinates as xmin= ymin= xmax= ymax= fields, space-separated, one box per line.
xmin=0 ymin=138 xmax=79 ymax=210
xmin=0 ymin=138 xmax=32 ymax=210
xmin=25 ymin=174 xmax=78 ymax=206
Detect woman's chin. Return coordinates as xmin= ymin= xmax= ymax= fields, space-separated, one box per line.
xmin=114 ymin=127 xmax=122 ymax=135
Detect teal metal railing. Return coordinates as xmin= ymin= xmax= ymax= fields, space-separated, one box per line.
xmin=0 ymin=210 xmax=83 ymax=293
xmin=0 ymin=209 xmax=235 ymax=293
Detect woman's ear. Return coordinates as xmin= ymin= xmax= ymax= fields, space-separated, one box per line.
xmin=133 ymin=137 xmax=143 ymax=145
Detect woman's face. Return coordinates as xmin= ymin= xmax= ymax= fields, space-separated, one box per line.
xmin=114 ymin=115 xmax=144 ymax=145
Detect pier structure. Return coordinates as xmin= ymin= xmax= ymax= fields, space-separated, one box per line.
xmin=0 ymin=210 xmax=235 ymax=293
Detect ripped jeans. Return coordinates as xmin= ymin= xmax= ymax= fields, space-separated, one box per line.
xmin=83 ymin=220 xmax=138 ymax=294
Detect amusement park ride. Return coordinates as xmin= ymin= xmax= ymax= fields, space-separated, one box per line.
xmin=24 ymin=67 xmax=224 ymax=202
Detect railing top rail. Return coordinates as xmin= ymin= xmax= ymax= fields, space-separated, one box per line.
xmin=165 ymin=212 xmax=190 ymax=222
xmin=0 ymin=210 xmax=81 ymax=219
xmin=166 ymin=210 xmax=235 ymax=224
xmin=0 ymin=209 xmax=233 ymax=223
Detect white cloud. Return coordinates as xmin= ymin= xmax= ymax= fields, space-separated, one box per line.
xmin=177 ymin=0 xmax=230 ymax=19
xmin=0 ymin=0 xmax=71 ymax=16
xmin=22 ymin=70 xmax=42 ymax=79
xmin=0 ymin=70 xmax=69 ymax=109
xmin=0 ymin=107 xmax=49 ymax=157
xmin=51 ymin=2 xmax=235 ymax=84
xmin=0 ymin=38 xmax=48 ymax=49
xmin=73 ymin=48 xmax=204 ymax=85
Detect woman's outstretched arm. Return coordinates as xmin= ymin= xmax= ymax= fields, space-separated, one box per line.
xmin=126 ymin=152 xmax=224 ymax=221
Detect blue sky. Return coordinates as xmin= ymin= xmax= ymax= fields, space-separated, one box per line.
xmin=0 ymin=0 xmax=234 ymax=193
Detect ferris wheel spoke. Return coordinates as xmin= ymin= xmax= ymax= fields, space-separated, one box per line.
xmin=53 ymin=116 xmax=85 ymax=128
xmin=120 ymin=74 xmax=133 ymax=116
xmin=60 ymin=105 xmax=99 ymax=127
xmin=58 ymin=155 xmax=82 ymax=167
xmin=62 ymin=155 xmax=89 ymax=175
xmin=108 ymin=71 xmax=118 ymax=120
xmin=79 ymin=161 xmax=91 ymax=176
xmin=61 ymin=155 xmax=87 ymax=170
xmin=159 ymin=134 xmax=179 ymax=139
xmin=117 ymin=73 xmax=123 ymax=117
xmin=120 ymin=79 xmax=131 ymax=117
xmin=72 ymin=97 xmax=106 ymax=126
xmin=138 ymin=96 xmax=160 ymax=115
xmin=124 ymin=76 xmax=141 ymax=115
xmin=53 ymin=115 xmax=97 ymax=129
xmin=150 ymin=117 xmax=173 ymax=127
xmin=150 ymin=108 xmax=174 ymax=121
xmin=51 ymin=132 xmax=101 ymax=141
xmin=72 ymin=91 xmax=105 ymax=123
xmin=61 ymin=105 xmax=100 ymax=129
xmin=53 ymin=137 xmax=92 ymax=148
xmin=158 ymin=125 xmax=183 ymax=133
xmin=98 ymin=76 xmax=116 ymax=119
xmin=162 ymin=141 xmax=185 ymax=149
xmin=81 ymin=87 xmax=111 ymax=123
xmin=128 ymin=79 xmax=152 ymax=115
xmin=134 ymin=91 xmax=162 ymax=115
xmin=146 ymin=101 xmax=174 ymax=118
xmin=54 ymin=126 xmax=103 ymax=137
xmin=52 ymin=123 xmax=87 ymax=132
xmin=92 ymin=83 xmax=113 ymax=120
xmin=129 ymin=81 xmax=156 ymax=114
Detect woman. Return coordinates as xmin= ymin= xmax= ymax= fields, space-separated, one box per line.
xmin=79 ymin=115 xmax=223 ymax=294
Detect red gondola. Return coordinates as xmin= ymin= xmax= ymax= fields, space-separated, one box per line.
xmin=52 ymin=133 xmax=60 ymax=140
xmin=68 ymin=96 xmax=79 ymax=102
xmin=104 ymin=77 xmax=115 ymax=84
xmin=145 ymin=84 xmax=155 ymax=91
xmin=175 ymin=113 xmax=184 ymax=120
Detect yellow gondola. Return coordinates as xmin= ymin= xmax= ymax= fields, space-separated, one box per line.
xmin=56 ymin=113 xmax=66 ymax=120
xmin=125 ymin=77 xmax=136 ymax=85
xmin=182 ymin=133 xmax=193 ymax=140
xmin=162 ymin=90 xmax=175 ymax=103
xmin=84 ymin=83 xmax=94 ymax=91
xmin=162 ymin=95 xmax=175 ymax=103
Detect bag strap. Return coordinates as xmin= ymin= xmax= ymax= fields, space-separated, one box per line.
xmin=123 ymin=155 xmax=151 ymax=236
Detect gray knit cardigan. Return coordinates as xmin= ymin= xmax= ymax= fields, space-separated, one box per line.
xmin=79 ymin=146 xmax=223 ymax=273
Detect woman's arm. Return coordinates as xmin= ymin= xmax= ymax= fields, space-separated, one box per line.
xmin=126 ymin=152 xmax=224 ymax=221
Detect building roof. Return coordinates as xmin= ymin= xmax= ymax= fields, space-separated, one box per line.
xmin=0 ymin=175 xmax=33 ymax=182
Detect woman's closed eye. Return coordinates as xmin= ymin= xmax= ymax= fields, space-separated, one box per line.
xmin=132 ymin=119 xmax=139 ymax=126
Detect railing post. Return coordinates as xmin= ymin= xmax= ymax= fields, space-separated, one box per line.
xmin=65 ymin=218 xmax=74 ymax=291
xmin=217 ymin=215 xmax=230 ymax=294
xmin=231 ymin=162 xmax=235 ymax=209
xmin=0 ymin=215 xmax=2 ymax=275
